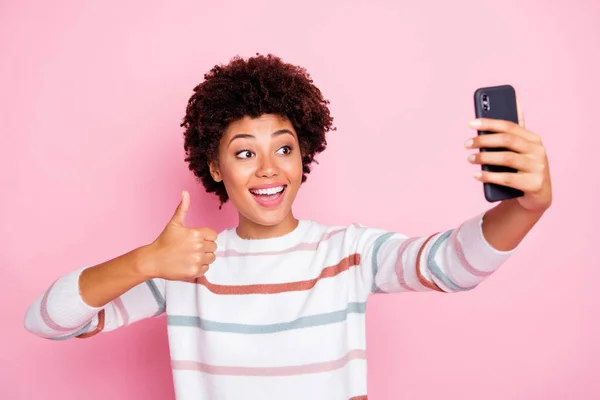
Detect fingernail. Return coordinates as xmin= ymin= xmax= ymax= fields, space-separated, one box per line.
xmin=473 ymin=171 xmax=482 ymax=179
xmin=464 ymin=139 xmax=473 ymax=148
xmin=467 ymin=154 xmax=476 ymax=163
xmin=469 ymin=120 xmax=482 ymax=127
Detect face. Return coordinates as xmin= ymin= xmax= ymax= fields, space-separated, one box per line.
xmin=209 ymin=114 xmax=303 ymax=238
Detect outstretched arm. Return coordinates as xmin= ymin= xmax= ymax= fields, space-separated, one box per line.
xmin=467 ymin=103 xmax=552 ymax=251
xmin=352 ymin=212 xmax=514 ymax=294
xmin=352 ymin=103 xmax=551 ymax=295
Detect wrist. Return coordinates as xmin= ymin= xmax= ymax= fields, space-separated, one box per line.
xmin=482 ymin=198 xmax=546 ymax=252
xmin=504 ymin=198 xmax=548 ymax=220
xmin=132 ymin=244 xmax=160 ymax=281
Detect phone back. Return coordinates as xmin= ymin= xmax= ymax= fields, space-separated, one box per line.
xmin=474 ymin=85 xmax=524 ymax=202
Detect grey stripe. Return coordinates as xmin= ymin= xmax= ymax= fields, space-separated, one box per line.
xmin=371 ymin=232 xmax=395 ymax=293
xmin=167 ymin=302 xmax=367 ymax=334
xmin=427 ymin=230 xmax=476 ymax=292
xmin=145 ymin=280 xmax=166 ymax=316
xmin=49 ymin=320 xmax=93 ymax=341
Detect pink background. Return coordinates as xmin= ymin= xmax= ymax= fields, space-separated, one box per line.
xmin=2 ymin=0 xmax=599 ymax=398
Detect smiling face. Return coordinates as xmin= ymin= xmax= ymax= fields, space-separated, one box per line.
xmin=208 ymin=114 xmax=303 ymax=239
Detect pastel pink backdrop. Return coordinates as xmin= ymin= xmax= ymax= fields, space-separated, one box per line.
xmin=1 ymin=0 xmax=599 ymax=398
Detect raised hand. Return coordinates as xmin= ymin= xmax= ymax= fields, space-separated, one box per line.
xmin=465 ymin=101 xmax=552 ymax=213
xmin=143 ymin=190 xmax=218 ymax=281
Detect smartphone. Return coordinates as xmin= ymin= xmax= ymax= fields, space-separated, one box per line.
xmin=473 ymin=84 xmax=524 ymax=202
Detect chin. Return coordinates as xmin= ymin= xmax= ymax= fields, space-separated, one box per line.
xmin=248 ymin=212 xmax=290 ymax=227
xmin=246 ymin=200 xmax=294 ymax=226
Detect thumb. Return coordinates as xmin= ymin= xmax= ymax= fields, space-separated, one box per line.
xmin=170 ymin=190 xmax=190 ymax=226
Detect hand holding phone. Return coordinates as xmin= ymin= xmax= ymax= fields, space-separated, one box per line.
xmin=467 ymin=85 xmax=552 ymax=212
xmin=473 ymin=85 xmax=524 ymax=202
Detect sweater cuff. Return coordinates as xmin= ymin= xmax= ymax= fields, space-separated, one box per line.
xmin=457 ymin=212 xmax=515 ymax=274
xmin=47 ymin=266 xmax=103 ymax=329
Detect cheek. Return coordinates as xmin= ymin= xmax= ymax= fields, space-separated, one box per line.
xmin=284 ymin=154 xmax=303 ymax=181
xmin=220 ymin=162 xmax=252 ymax=192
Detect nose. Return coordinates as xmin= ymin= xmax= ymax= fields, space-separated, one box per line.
xmin=256 ymin=154 xmax=279 ymax=178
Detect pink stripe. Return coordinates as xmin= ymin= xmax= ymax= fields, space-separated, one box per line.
xmin=40 ymin=281 xmax=77 ymax=332
xmin=216 ymin=228 xmax=347 ymax=258
xmin=172 ymin=349 xmax=366 ymax=376
xmin=113 ymin=298 xmax=129 ymax=325
xmin=394 ymin=237 xmax=419 ymax=291
xmin=451 ymin=225 xmax=494 ymax=277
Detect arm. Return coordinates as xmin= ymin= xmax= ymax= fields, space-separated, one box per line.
xmin=24 ymin=246 xmax=166 ymax=340
xmin=354 ymin=103 xmax=552 ymax=294
xmin=354 ymin=200 xmax=546 ymax=295
xmin=352 ymin=211 xmax=514 ymax=295
xmin=79 ymin=246 xmax=156 ymax=308
xmin=24 ymin=190 xmax=218 ymax=340
xmin=480 ymin=198 xmax=545 ymax=251
xmin=352 ymin=201 xmax=548 ymax=295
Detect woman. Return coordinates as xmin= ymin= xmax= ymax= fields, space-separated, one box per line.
xmin=24 ymin=54 xmax=552 ymax=399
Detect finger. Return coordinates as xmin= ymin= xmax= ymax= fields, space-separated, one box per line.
xmin=466 ymin=133 xmax=532 ymax=153
xmin=470 ymin=118 xmax=538 ymax=142
xmin=191 ymin=251 xmax=216 ymax=267
xmin=198 ymin=240 xmax=217 ymax=253
xmin=203 ymin=253 xmax=217 ymax=265
xmin=181 ymin=265 xmax=209 ymax=282
xmin=195 ymin=227 xmax=218 ymax=241
xmin=170 ymin=190 xmax=190 ymax=226
xmin=516 ymin=97 xmax=526 ymax=128
xmin=468 ymin=151 xmax=535 ymax=172
xmin=196 ymin=264 xmax=210 ymax=276
xmin=473 ymin=171 xmax=543 ymax=193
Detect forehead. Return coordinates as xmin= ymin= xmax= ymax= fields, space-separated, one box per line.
xmin=223 ymin=114 xmax=296 ymax=138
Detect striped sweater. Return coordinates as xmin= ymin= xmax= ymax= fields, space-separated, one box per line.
xmin=24 ymin=213 xmax=513 ymax=399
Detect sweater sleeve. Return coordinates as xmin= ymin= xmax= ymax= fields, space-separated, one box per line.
xmin=24 ymin=266 xmax=166 ymax=340
xmin=350 ymin=212 xmax=515 ymax=296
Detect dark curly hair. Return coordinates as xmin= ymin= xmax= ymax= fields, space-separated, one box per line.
xmin=181 ymin=53 xmax=335 ymax=205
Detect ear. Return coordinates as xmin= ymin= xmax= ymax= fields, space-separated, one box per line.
xmin=208 ymin=160 xmax=222 ymax=182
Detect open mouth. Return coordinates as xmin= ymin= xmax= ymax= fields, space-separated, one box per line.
xmin=248 ymin=185 xmax=287 ymax=207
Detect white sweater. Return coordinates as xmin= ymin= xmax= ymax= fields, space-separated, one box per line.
xmin=24 ymin=213 xmax=513 ymax=399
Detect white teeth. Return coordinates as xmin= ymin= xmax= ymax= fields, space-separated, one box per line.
xmin=250 ymin=186 xmax=285 ymax=195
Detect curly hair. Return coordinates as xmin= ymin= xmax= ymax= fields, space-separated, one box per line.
xmin=181 ymin=53 xmax=335 ymax=205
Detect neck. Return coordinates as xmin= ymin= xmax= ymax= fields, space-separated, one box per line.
xmin=236 ymin=211 xmax=299 ymax=240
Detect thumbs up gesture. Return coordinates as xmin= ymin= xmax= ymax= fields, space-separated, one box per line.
xmin=144 ymin=190 xmax=218 ymax=281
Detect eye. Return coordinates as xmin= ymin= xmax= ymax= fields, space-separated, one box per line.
xmin=236 ymin=150 xmax=254 ymax=159
xmin=276 ymin=145 xmax=293 ymax=155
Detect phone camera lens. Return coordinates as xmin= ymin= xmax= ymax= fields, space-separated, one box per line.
xmin=481 ymin=93 xmax=490 ymax=112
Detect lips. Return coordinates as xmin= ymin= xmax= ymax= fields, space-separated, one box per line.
xmin=249 ymin=184 xmax=287 ymax=208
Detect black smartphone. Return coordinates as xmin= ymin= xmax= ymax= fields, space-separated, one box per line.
xmin=473 ymin=84 xmax=524 ymax=202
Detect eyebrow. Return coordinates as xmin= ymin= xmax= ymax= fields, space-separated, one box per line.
xmin=228 ymin=129 xmax=294 ymax=146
